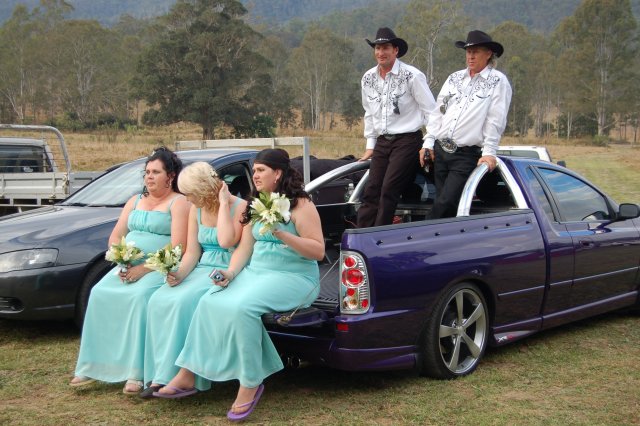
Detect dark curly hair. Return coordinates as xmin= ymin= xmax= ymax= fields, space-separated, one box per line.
xmin=241 ymin=148 xmax=310 ymax=225
xmin=143 ymin=146 xmax=183 ymax=195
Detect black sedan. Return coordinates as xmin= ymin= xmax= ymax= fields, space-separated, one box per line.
xmin=0 ymin=149 xmax=256 ymax=325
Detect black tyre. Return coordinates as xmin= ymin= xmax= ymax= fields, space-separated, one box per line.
xmin=74 ymin=260 xmax=111 ymax=328
xmin=419 ymin=282 xmax=489 ymax=379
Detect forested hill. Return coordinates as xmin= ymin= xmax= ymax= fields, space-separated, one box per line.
xmin=2 ymin=0 xmax=639 ymax=31
xmin=2 ymin=0 xmax=396 ymax=27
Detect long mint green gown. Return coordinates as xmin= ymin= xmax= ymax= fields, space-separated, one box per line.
xmin=176 ymin=221 xmax=320 ymax=389
xmin=144 ymin=202 xmax=240 ymax=390
xmin=74 ymin=195 xmax=177 ymax=382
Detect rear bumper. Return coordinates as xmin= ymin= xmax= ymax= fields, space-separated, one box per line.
xmin=267 ymin=307 xmax=423 ymax=371
xmin=269 ymin=330 xmax=417 ymax=371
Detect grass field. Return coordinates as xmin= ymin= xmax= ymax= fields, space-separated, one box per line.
xmin=1 ymin=126 xmax=639 ymax=425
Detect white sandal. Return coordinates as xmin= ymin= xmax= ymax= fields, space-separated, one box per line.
xmin=123 ymin=379 xmax=144 ymax=395
xmin=69 ymin=376 xmax=96 ymax=387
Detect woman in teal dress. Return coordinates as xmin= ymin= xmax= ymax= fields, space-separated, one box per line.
xmin=70 ymin=147 xmax=190 ymax=394
xmin=141 ymin=162 xmax=246 ymax=397
xmin=156 ymin=149 xmax=325 ymax=422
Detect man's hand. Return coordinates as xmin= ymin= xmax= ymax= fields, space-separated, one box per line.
xmin=419 ymin=148 xmax=434 ymax=167
xmin=478 ymin=155 xmax=497 ymax=172
xmin=359 ymin=149 xmax=374 ymax=161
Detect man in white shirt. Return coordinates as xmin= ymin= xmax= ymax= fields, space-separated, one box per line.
xmin=420 ymin=30 xmax=512 ymax=219
xmin=358 ymin=27 xmax=436 ymax=227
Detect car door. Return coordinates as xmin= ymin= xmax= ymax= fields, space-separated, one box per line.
xmin=534 ymin=167 xmax=640 ymax=312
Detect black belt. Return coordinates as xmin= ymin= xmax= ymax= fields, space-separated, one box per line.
xmin=380 ymin=130 xmax=422 ymax=142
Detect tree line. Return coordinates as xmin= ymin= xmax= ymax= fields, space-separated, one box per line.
xmin=0 ymin=0 xmax=638 ymax=142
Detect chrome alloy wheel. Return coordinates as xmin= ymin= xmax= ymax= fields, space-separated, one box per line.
xmin=438 ymin=287 xmax=488 ymax=375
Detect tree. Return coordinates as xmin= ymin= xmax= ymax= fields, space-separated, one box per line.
xmin=553 ymin=0 xmax=638 ymax=137
xmin=398 ymin=0 xmax=465 ymax=89
xmin=491 ymin=22 xmax=544 ymax=137
xmin=44 ymin=20 xmax=129 ymax=123
xmin=285 ymin=26 xmax=356 ymax=131
xmin=133 ymin=0 xmax=273 ymax=138
xmin=0 ymin=5 xmax=37 ymax=122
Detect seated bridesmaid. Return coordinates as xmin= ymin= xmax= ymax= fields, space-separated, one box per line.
xmin=70 ymin=147 xmax=190 ymax=394
xmin=141 ymin=162 xmax=246 ymax=398
xmin=155 ymin=149 xmax=324 ymax=422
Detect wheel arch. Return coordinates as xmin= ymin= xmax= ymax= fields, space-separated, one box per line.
xmin=73 ymin=254 xmax=112 ymax=327
xmin=416 ymin=276 xmax=494 ymax=379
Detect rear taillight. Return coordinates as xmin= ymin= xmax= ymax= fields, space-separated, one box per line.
xmin=339 ymin=252 xmax=370 ymax=314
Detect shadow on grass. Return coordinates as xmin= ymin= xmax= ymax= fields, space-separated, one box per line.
xmin=0 ymin=318 xmax=78 ymax=342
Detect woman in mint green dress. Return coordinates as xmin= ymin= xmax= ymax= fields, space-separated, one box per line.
xmin=156 ymin=149 xmax=324 ymax=422
xmin=141 ymin=162 xmax=246 ymax=397
xmin=70 ymin=148 xmax=190 ymax=394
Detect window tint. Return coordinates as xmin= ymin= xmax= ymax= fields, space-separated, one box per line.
xmin=525 ymin=169 xmax=555 ymax=221
xmin=538 ymin=168 xmax=610 ymax=221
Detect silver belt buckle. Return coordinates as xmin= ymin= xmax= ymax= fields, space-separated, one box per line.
xmin=438 ymin=138 xmax=457 ymax=153
xmin=382 ymin=134 xmax=396 ymax=141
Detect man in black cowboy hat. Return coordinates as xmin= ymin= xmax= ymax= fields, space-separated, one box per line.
xmin=420 ymin=30 xmax=512 ymax=219
xmin=357 ymin=27 xmax=435 ymax=227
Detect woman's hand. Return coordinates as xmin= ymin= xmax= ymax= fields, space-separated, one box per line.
xmin=271 ymin=224 xmax=287 ymax=241
xmin=212 ymin=269 xmax=236 ymax=288
xmin=119 ymin=264 xmax=149 ymax=284
xmin=219 ymin=181 xmax=231 ymax=206
xmin=166 ymin=270 xmax=186 ymax=287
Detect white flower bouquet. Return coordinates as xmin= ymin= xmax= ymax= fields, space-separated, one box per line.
xmin=249 ymin=191 xmax=291 ymax=235
xmin=144 ymin=243 xmax=183 ymax=278
xmin=105 ymin=236 xmax=145 ymax=274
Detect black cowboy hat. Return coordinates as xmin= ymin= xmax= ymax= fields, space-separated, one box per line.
xmin=455 ymin=30 xmax=504 ymax=57
xmin=366 ymin=27 xmax=408 ymax=58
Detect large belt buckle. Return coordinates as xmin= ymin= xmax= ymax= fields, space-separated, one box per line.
xmin=438 ymin=138 xmax=457 ymax=153
xmin=382 ymin=134 xmax=396 ymax=141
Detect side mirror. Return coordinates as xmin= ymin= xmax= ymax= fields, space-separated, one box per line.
xmin=557 ymin=160 xmax=566 ymax=167
xmin=617 ymin=203 xmax=640 ymax=220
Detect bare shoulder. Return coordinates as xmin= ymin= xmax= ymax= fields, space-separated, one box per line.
xmin=291 ymin=197 xmax=319 ymax=220
xmin=171 ymin=194 xmax=191 ymax=214
xmin=294 ymin=197 xmax=316 ymax=209
xmin=232 ymin=195 xmax=248 ymax=209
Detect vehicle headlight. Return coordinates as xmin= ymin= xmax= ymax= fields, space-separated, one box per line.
xmin=0 ymin=249 xmax=59 ymax=273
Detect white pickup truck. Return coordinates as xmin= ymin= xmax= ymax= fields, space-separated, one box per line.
xmin=496 ymin=145 xmax=566 ymax=167
xmin=0 ymin=124 xmax=103 ymax=215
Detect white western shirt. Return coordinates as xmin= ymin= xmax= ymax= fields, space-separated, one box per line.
xmin=361 ymin=59 xmax=436 ymax=150
xmin=423 ymin=66 xmax=512 ymax=157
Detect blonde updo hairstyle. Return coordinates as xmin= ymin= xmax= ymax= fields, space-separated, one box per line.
xmin=177 ymin=162 xmax=222 ymax=213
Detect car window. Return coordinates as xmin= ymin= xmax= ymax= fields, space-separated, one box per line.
xmin=525 ymin=168 xmax=556 ymax=222
xmin=63 ymin=160 xmax=146 ymax=206
xmin=0 ymin=145 xmax=48 ymax=173
xmin=538 ymin=168 xmax=610 ymax=222
xmin=217 ymin=163 xmax=253 ymax=200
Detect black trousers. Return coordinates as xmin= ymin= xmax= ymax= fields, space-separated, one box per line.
xmin=429 ymin=143 xmax=481 ymax=219
xmin=357 ymin=133 xmax=422 ymax=227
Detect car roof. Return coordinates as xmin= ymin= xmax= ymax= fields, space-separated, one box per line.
xmin=122 ymin=148 xmax=258 ymax=165
xmin=0 ymin=137 xmax=47 ymax=146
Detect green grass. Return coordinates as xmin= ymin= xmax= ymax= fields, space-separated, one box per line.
xmin=2 ymin=140 xmax=640 ymax=425
xmin=1 ymin=313 xmax=638 ymax=425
